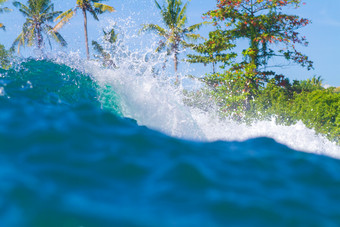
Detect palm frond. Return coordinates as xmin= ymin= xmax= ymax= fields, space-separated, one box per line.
xmin=155 ymin=41 xmax=167 ymax=52
xmin=104 ymin=28 xmax=118 ymax=44
xmin=154 ymin=0 xmax=162 ymax=10
xmin=45 ymin=24 xmax=67 ymax=47
xmin=92 ymin=40 xmax=111 ymax=60
xmin=11 ymin=32 xmax=25 ymax=54
xmin=42 ymin=2 xmax=54 ymax=15
xmin=26 ymin=25 xmax=36 ymax=47
xmin=46 ymin=33 xmax=52 ymax=50
xmin=44 ymin=11 xmax=62 ymax=22
xmin=92 ymin=40 xmax=105 ymax=55
xmin=12 ymin=1 xmax=23 ymax=8
xmin=93 ymin=3 xmax=115 ymax=13
xmin=177 ymin=1 xmax=187 ymax=27
xmin=184 ymin=33 xmax=203 ymax=41
xmin=18 ymin=8 xmax=31 ymax=17
xmin=53 ymin=8 xmax=76 ymax=31
xmin=177 ymin=14 xmax=187 ymax=28
xmin=87 ymin=5 xmax=99 ymax=21
xmin=140 ymin=24 xmax=167 ymax=36
xmin=13 ymin=1 xmax=30 ymax=15
xmin=186 ymin=22 xmax=206 ymax=32
xmin=180 ymin=40 xmax=195 ymax=48
xmin=0 ymin=7 xmax=11 ymax=13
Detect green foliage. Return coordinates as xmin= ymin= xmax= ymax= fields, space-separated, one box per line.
xmin=54 ymin=0 xmax=115 ymax=30
xmin=141 ymin=0 xmax=205 ymax=81
xmin=291 ymin=76 xmax=324 ymax=93
xmin=193 ymin=0 xmax=314 ymax=126
xmin=291 ymin=90 xmax=340 ymax=142
xmin=0 ymin=44 xmax=11 ymax=69
xmin=200 ymin=72 xmax=340 ymax=143
xmin=245 ymin=80 xmax=340 ymax=144
xmin=0 ymin=0 xmax=12 ymax=30
xmin=246 ymin=80 xmax=294 ymax=124
xmin=54 ymin=0 xmax=115 ymax=60
xmin=92 ymin=28 xmax=118 ymax=67
xmin=203 ymin=62 xmax=260 ymax=119
xmin=188 ymin=0 xmax=338 ymax=142
xmin=187 ymin=29 xmax=236 ymax=73
xmin=205 ymin=0 xmax=313 ymax=87
xmin=11 ymin=0 xmax=67 ymax=53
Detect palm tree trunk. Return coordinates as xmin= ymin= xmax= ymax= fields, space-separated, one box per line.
xmin=174 ymin=51 xmax=178 ymax=84
xmin=35 ymin=23 xmax=43 ymax=50
xmin=36 ymin=31 xmax=42 ymax=50
xmin=82 ymin=8 xmax=90 ymax=60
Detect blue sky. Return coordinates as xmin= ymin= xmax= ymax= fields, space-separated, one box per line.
xmin=1 ymin=0 xmax=339 ymax=86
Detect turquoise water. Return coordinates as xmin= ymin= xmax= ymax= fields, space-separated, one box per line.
xmin=1 ymin=60 xmax=340 ymax=226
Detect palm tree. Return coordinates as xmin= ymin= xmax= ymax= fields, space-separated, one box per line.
xmin=309 ymin=75 xmax=324 ymax=87
xmin=11 ymin=0 xmax=67 ymax=54
xmin=53 ymin=0 xmax=115 ymax=60
xmin=92 ymin=28 xmax=117 ymax=67
xmin=141 ymin=0 xmax=204 ymax=82
xmin=0 ymin=0 xmax=12 ymax=30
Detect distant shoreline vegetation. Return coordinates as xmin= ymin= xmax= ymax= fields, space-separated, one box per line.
xmin=0 ymin=0 xmax=339 ymax=144
xmin=185 ymin=77 xmax=340 ymax=144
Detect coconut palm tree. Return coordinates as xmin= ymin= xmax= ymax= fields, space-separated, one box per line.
xmin=141 ymin=0 xmax=204 ymax=82
xmin=11 ymin=0 xmax=67 ymax=54
xmin=53 ymin=0 xmax=115 ymax=60
xmin=0 ymin=0 xmax=12 ymax=30
xmin=309 ymin=75 xmax=324 ymax=87
xmin=92 ymin=28 xmax=117 ymax=67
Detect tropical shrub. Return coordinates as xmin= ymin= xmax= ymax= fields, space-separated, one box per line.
xmin=247 ymin=82 xmax=340 ymax=143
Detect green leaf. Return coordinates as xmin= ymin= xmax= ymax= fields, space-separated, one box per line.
xmin=93 ymin=3 xmax=115 ymax=13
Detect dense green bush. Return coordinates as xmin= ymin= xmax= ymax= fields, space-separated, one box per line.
xmin=291 ymin=90 xmax=340 ymax=142
xmin=247 ymin=81 xmax=340 ymax=143
xmin=246 ymin=81 xmax=294 ymax=124
xmin=196 ymin=74 xmax=340 ymax=144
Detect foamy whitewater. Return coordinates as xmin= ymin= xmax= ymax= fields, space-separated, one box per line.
xmin=92 ymin=65 xmax=340 ymax=157
xmin=50 ymin=14 xmax=339 ymax=159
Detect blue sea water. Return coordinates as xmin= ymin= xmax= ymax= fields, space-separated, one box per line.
xmin=0 ymin=59 xmax=340 ymax=226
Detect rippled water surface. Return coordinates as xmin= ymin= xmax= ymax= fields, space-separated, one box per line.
xmin=0 ymin=60 xmax=340 ymax=226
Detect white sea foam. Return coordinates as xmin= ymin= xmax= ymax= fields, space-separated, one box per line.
xmin=53 ymin=19 xmax=340 ymax=159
